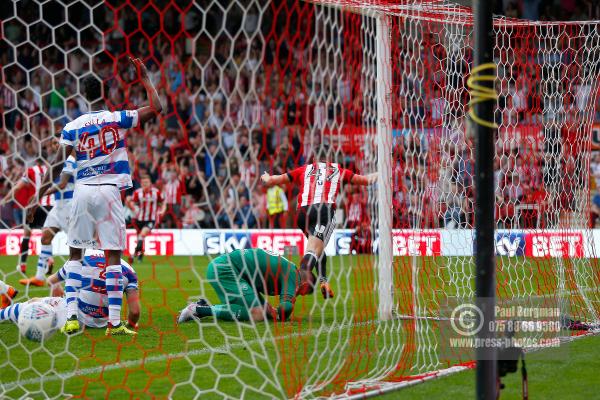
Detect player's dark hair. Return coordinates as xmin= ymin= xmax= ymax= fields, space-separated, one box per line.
xmin=81 ymin=75 xmax=103 ymax=103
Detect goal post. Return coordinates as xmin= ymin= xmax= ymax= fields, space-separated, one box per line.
xmin=375 ymin=11 xmax=394 ymax=322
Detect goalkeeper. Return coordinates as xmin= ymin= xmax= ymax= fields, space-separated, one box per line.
xmin=178 ymin=248 xmax=316 ymax=323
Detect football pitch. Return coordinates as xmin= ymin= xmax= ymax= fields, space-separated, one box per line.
xmin=0 ymin=255 xmax=598 ymax=399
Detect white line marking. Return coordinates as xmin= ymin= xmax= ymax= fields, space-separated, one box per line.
xmin=0 ymin=319 xmax=378 ymax=391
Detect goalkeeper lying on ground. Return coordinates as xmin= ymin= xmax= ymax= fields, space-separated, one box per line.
xmin=178 ymin=248 xmax=316 ymax=323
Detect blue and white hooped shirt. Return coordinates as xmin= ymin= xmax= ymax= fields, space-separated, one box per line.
xmin=60 ymin=110 xmax=139 ymax=189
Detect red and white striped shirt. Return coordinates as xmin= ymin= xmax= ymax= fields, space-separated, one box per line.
xmin=132 ymin=187 xmax=162 ymax=221
xmin=0 ymin=85 xmax=16 ymax=110
xmin=163 ymin=179 xmax=184 ymax=205
xmin=287 ymin=162 xmax=354 ymax=208
xmin=15 ymin=165 xmax=51 ymax=207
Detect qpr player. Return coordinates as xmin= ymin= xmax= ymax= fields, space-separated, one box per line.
xmin=31 ymin=57 xmax=161 ymax=336
xmin=0 ymin=251 xmax=140 ymax=333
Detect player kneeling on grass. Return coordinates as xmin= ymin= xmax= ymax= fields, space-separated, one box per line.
xmin=0 ymin=251 xmax=141 ymax=336
xmin=178 ymin=248 xmax=316 ymax=323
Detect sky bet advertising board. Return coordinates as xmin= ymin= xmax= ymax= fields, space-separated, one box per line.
xmin=0 ymin=229 xmax=590 ymax=258
xmin=495 ymin=231 xmax=584 ymax=258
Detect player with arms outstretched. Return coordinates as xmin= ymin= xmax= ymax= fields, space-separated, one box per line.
xmin=261 ymin=162 xmax=376 ymax=299
xmin=178 ymin=248 xmax=316 ymax=323
xmin=0 ymin=251 xmax=140 ymax=332
xmin=127 ymin=176 xmax=165 ymax=264
xmin=31 ymin=57 xmax=161 ymax=336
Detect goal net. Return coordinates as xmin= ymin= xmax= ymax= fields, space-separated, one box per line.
xmin=1 ymin=0 xmax=600 ymax=399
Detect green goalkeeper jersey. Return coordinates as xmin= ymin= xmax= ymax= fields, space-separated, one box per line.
xmin=227 ymin=248 xmax=298 ymax=302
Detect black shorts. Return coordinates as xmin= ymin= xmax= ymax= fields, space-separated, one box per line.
xmin=34 ymin=206 xmax=52 ymax=229
xmin=296 ymin=204 xmax=336 ymax=245
xmin=132 ymin=220 xmax=155 ymax=233
xmin=19 ymin=206 xmax=49 ymax=229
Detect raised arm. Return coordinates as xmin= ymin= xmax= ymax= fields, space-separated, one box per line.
xmin=129 ymin=57 xmax=162 ymax=125
xmin=261 ymin=171 xmax=291 ymax=188
xmin=40 ymin=145 xmax=71 ymax=201
xmin=43 ymin=170 xmax=71 ymax=197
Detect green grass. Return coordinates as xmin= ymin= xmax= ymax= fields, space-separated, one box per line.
xmin=389 ymin=334 xmax=600 ymax=400
xmin=0 ymin=255 xmax=598 ymax=399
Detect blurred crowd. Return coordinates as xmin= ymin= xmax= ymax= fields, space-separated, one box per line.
xmin=1 ymin=0 xmax=600 ymax=231
xmin=499 ymin=0 xmax=600 ymax=21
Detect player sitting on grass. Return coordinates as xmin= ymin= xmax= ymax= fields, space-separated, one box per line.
xmin=177 ymin=248 xmax=316 ymax=323
xmin=0 ymin=251 xmax=140 ymax=332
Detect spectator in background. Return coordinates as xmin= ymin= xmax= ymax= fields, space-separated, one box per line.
xmin=345 ymin=191 xmax=366 ymax=229
xmin=240 ymin=156 xmax=258 ymax=189
xmin=234 ymin=196 xmax=257 ymax=229
xmin=201 ymin=141 xmax=224 ymax=180
xmin=504 ymin=0 xmax=520 ymax=18
xmin=443 ymin=183 xmax=468 ymax=229
xmin=253 ymin=186 xmax=268 ymax=228
xmin=266 ymin=182 xmax=288 ymax=229
xmin=350 ymin=220 xmax=373 ymax=254
xmin=20 ymin=136 xmax=38 ymax=167
xmin=182 ymin=197 xmax=205 ymax=229
xmin=522 ymin=0 xmax=541 ymax=20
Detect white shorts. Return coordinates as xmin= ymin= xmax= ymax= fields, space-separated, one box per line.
xmin=43 ymin=201 xmax=72 ymax=232
xmin=68 ymin=183 xmax=126 ymax=250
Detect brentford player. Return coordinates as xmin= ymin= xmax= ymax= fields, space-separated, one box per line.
xmin=0 ymin=158 xmax=51 ymax=274
xmin=128 ymin=176 xmax=165 ymax=263
xmin=19 ymin=138 xmax=77 ymax=287
xmin=261 ymin=161 xmax=376 ymax=299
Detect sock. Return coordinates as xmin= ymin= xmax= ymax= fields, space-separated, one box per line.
xmin=19 ymin=236 xmax=30 ymax=265
xmin=318 ymin=254 xmax=328 ymax=283
xmin=105 ymin=264 xmax=123 ymax=327
xmin=300 ymin=251 xmax=319 ymax=273
xmin=196 ymin=304 xmax=214 ymax=318
xmin=135 ymin=236 xmax=143 ymax=253
xmin=0 ymin=280 xmax=7 ymax=295
xmin=64 ymin=260 xmax=83 ymax=318
xmin=209 ymin=304 xmax=250 ymax=321
xmin=0 ymin=304 xmax=21 ymax=323
xmin=36 ymin=244 xmax=53 ymax=280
